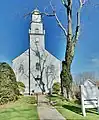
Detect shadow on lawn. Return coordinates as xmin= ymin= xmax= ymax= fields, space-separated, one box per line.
xmin=62 ymin=104 xmax=82 ymax=115
xmin=62 ymin=105 xmax=99 ymax=115
xmin=87 ymin=109 xmax=99 ymax=115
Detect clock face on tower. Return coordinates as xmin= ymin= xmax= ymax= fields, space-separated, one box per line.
xmin=33 ymin=14 xmax=41 ymax=22
xmin=34 ymin=15 xmax=39 ymax=20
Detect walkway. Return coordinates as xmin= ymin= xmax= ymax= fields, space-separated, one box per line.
xmin=37 ymin=95 xmax=65 ymax=120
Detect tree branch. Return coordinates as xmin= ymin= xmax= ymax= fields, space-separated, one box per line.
xmin=41 ymin=1 xmax=67 ymax=36
xmin=41 ymin=12 xmax=55 ymax=16
xmin=30 ymin=72 xmax=44 ymax=91
xmin=41 ymin=54 xmax=48 ymax=74
xmin=54 ymin=13 xmax=67 ymax=36
xmin=50 ymin=1 xmax=67 ymax=36
xmin=24 ymin=11 xmax=33 ymax=18
xmin=73 ymin=4 xmax=82 ymax=45
xmin=61 ymin=0 xmax=68 ymax=8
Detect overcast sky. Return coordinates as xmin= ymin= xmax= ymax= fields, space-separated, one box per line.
xmin=0 ymin=0 xmax=99 ymax=75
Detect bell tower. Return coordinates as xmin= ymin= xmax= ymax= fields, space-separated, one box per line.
xmin=29 ymin=8 xmax=45 ymax=49
xmin=32 ymin=8 xmax=42 ymax=22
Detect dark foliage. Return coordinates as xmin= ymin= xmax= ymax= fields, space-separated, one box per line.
xmin=62 ymin=104 xmax=82 ymax=115
xmin=0 ymin=62 xmax=19 ymax=105
xmin=17 ymin=81 xmax=25 ymax=94
xmin=52 ymin=82 xmax=60 ymax=94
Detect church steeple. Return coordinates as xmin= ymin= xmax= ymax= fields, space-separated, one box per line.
xmin=32 ymin=8 xmax=42 ymax=23
xmin=29 ymin=8 xmax=45 ymax=49
xmin=33 ymin=8 xmax=40 ymax=14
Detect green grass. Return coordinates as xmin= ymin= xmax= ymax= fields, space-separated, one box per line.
xmin=47 ymin=94 xmax=99 ymax=120
xmin=0 ymin=96 xmax=39 ymax=120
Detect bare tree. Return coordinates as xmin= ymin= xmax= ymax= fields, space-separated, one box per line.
xmin=74 ymin=71 xmax=96 ymax=86
xmin=37 ymin=0 xmax=84 ymax=99
xmin=24 ymin=0 xmax=86 ymax=98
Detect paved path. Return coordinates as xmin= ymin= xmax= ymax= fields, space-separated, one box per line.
xmin=37 ymin=95 xmax=65 ymax=120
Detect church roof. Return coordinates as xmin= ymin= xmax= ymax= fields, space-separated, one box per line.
xmin=83 ymin=79 xmax=96 ymax=86
xmin=33 ymin=8 xmax=40 ymax=15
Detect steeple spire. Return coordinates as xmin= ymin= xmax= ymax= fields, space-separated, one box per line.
xmin=34 ymin=0 xmax=39 ymax=10
xmin=31 ymin=8 xmax=41 ymax=22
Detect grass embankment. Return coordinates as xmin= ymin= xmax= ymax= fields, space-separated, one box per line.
xmin=0 ymin=96 xmax=39 ymax=120
xmin=47 ymin=94 xmax=99 ymax=120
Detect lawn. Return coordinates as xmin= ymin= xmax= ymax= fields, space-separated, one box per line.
xmin=47 ymin=94 xmax=99 ymax=120
xmin=0 ymin=96 xmax=39 ymax=120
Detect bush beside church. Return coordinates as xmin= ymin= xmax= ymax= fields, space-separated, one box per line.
xmin=0 ymin=62 xmax=20 ymax=105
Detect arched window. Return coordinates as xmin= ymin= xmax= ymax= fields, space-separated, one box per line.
xmin=35 ymin=28 xmax=39 ymax=33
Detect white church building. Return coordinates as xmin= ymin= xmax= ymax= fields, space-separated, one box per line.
xmin=12 ymin=9 xmax=61 ymax=95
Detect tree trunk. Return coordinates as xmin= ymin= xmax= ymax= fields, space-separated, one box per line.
xmin=66 ymin=88 xmax=70 ymax=100
xmin=60 ymin=72 xmax=64 ymax=96
xmin=63 ymin=0 xmax=75 ymax=99
xmin=65 ymin=0 xmax=74 ymax=69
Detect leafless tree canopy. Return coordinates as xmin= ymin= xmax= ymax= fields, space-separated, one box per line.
xmin=74 ymin=71 xmax=97 ymax=85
